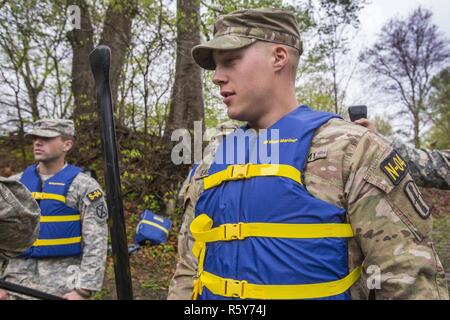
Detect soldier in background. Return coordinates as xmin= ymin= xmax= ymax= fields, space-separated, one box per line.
xmin=0 ymin=119 xmax=108 ymax=300
xmin=0 ymin=176 xmax=40 ymax=259
xmin=354 ymin=118 xmax=450 ymax=190
xmin=168 ymin=8 xmax=448 ymax=300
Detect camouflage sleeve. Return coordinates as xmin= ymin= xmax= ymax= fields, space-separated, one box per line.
xmin=345 ymin=132 xmax=449 ymax=299
xmin=390 ymin=138 xmax=450 ymax=190
xmin=0 ymin=177 xmax=39 ymax=259
xmin=167 ymin=197 xmax=197 ymax=300
xmin=69 ymin=173 xmax=108 ymax=292
xmin=167 ymin=120 xmax=242 ymax=300
xmin=7 ymin=173 xmax=23 ymax=181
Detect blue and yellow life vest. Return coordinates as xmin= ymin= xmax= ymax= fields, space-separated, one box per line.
xmin=191 ymin=105 xmax=361 ymax=300
xmin=20 ymin=164 xmax=82 ymax=258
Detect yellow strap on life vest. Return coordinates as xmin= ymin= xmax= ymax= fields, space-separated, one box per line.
xmin=203 ymin=164 xmax=302 ymax=190
xmin=199 ymin=267 xmax=362 ymax=299
xmin=191 ymin=214 xmax=354 ymax=243
xmin=32 ymin=192 xmax=66 ymax=203
xmin=191 ymin=214 xmax=214 ymax=258
xmin=33 ymin=236 xmax=81 ymax=247
xmin=190 ymin=214 xmax=357 ymax=300
xmin=190 ymin=214 xmax=212 ymax=300
xmin=40 ymin=215 xmax=80 ymax=222
xmin=192 ymin=278 xmax=202 ymax=300
xmin=140 ymin=220 xmax=169 ymax=236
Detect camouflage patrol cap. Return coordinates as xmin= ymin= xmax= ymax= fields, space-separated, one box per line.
xmin=192 ymin=8 xmax=303 ymax=70
xmin=0 ymin=176 xmax=39 ymax=256
xmin=26 ymin=119 xmax=75 ymax=138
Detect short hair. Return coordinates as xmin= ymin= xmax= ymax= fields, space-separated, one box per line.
xmin=254 ymin=41 xmax=300 ymax=83
xmin=287 ymin=46 xmax=300 ymax=83
xmin=60 ymin=134 xmax=75 ymax=141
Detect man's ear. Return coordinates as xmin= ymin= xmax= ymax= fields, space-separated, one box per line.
xmin=272 ymin=45 xmax=289 ymax=72
xmin=62 ymin=139 xmax=74 ymax=153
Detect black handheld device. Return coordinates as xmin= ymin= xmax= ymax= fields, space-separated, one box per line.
xmin=348 ymin=105 xmax=367 ymax=121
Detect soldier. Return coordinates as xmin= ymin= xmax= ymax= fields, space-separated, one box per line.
xmin=354 ymin=118 xmax=450 ymax=190
xmin=0 ymin=119 xmax=108 ymax=300
xmin=167 ymin=8 xmax=449 ymax=300
xmin=0 ymin=176 xmax=40 ymax=259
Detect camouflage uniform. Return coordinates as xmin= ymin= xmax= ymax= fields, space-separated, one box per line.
xmin=0 ymin=119 xmax=108 ymax=299
xmin=0 ymin=176 xmax=40 ymax=259
xmin=390 ymin=138 xmax=450 ymax=190
xmin=167 ymin=9 xmax=449 ymax=300
xmin=2 ymin=171 xmax=108 ymax=298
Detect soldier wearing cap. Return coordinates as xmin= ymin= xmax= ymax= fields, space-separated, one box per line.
xmin=0 ymin=119 xmax=108 ymax=300
xmin=168 ymin=8 xmax=448 ymax=300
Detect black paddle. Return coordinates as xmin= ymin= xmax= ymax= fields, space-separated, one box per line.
xmin=89 ymin=45 xmax=133 ymax=300
xmin=0 ymin=279 xmax=64 ymax=300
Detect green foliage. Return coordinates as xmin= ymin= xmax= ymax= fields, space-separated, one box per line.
xmin=425 ymin=118 xmax=450 ymax=150
xmin=0 ymin=0 xmax=72 ymax=122
xmin=121 ymin=148 xmax=143 ymax=159
xmin=296 ymin=1 xmax=366 ymax=115
xmin=425 ymin=67 xmax=450 ymax=149
xmin=296 ymin=77 xmax=335 ymax=113
xmin=140 ymin=194 xmax=160 ymax=212
xmin=317 ymin=0 xmax=366 ymax=28
xmin=202 ymin=71 xmax=228 ymax=128
xmin=433 ymin=214 xmax=450 ymax=296
xmin=141 ymin=279 xmax=161 ymax=291
xmin=373 ymin=115 xmax=393 ymax=137
xmin=91 ymin=288 xmax=110 ymax=300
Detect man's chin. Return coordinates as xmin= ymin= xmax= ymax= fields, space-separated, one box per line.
xmin=34 ymin=156 xmax=52 ymax=162
xmin=227 ymin=106 xmax=245 ymax=121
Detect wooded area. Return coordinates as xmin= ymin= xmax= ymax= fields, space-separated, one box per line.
xmin=0 ymin=0 xmax=448 ymax=299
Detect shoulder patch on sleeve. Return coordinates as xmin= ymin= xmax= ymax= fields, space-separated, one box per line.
xmin=380 ymin=150 xmax=408 ymax=185
xmin=404 ymin=181 xmax=431 ymax=219
xmin=86 ymin=189 xmax=103 ymax=203
xmin=95 ymin=203 xmax=108 ymax=221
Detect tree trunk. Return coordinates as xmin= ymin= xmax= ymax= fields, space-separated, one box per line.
xmin=14 ymin=89 xmax=27 ymax=166
xmin=66 ymin=0 xmax=96 ymax=141
xmin=414 ymin=111 xmax=421 ymax=148
xmin=99 ymin=0 xmax=138 ymax=115
xmin=164 ymin=0 xmax=204 ymax=141
xmin=332 ymin=58 xmax=339 ymax=114
xmin=67 ymin=0 xmax=137 ymax=164
xmin=28 ymin=89 xmax=40 ymax=121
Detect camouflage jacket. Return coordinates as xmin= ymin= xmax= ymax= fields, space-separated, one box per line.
xmin=1 ymin=169 xmax=108 ymax=295
xmin=168 ymin=119 xmax=449 ymax=300
xmin=0 ymin=177 xmax=40 ymax=259
xmin=389 ymin=138 xmax=450 ymax=190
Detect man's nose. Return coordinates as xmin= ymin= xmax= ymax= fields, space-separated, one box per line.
xmin=212 ymin=67 xmax=227 ymax=86
xmin=34 ymin=138 xmax=44 ymax=146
